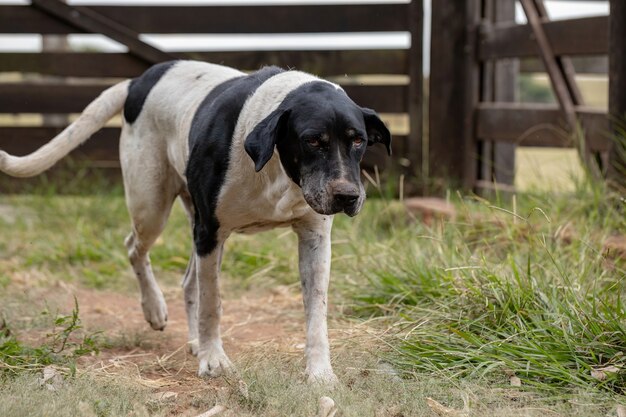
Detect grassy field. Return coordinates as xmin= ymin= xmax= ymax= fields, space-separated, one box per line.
xmin=0 ymin=164 xmax=624 ymax=416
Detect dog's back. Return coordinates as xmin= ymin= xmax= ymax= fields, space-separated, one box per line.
xmin=122 ymin=61 xmax=244 ymax=180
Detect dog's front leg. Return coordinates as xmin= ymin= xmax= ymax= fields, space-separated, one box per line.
xmin=293 ymin=215 xmax=337 ymax=383
xmin=195 ymin=242 xmax=233 ymax=377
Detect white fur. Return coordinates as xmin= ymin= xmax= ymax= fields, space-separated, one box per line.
xmin=0 ymin=61 xmax=340 ymax=383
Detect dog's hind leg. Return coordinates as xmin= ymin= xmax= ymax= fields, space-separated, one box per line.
xmin=120 ymin=132 xmax=179 ymax=331
xmin=125 ymin=226 xmax=171 ymax=331
xmin=179 ymin=191 xmax=199 ymax=355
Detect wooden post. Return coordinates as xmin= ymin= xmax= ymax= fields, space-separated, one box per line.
xmin=407 ymin=0 xmax=423 ymax=181
xmin=429 ymin=0 xmax=481 ymax=189
xmin=492 ymin=0 xmax=517 ymax=185
xmin=41 ymin=0 xmax=70 ymax=128
xmin=608 ymin=0 xmax=626 ymax=188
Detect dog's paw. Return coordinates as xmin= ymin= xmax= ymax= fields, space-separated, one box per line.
xmin=141 ymin=291 xmax=168 ymax=331
xmin=197 ymin=343 xmax=234 ymax=378
xmin=187 ymin=338 xmax=199 ymax=356
xmin=306 ymin=368 xmax=339 ymax=385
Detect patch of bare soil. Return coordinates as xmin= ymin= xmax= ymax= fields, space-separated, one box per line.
xmin=12 ymin=282 xmax=355 ymax=416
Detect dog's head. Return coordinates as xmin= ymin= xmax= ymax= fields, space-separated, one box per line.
xmin=244 ymin=81 xmax=391 ymax=217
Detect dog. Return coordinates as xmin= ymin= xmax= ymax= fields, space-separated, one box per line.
xmin=0 ymin=60 xmax=391 ymax=382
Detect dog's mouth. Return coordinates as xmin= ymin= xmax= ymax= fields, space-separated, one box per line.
xmin=303 ymin=192 xmax=365 ymax=217
xmin=334 ymin=199 xmax=362 ymax=217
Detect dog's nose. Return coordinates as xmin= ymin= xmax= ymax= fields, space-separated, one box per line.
xmin=334 ymin=191 xmax=359 ymax=206
xmin=328 ymin=180 xmax=360 ymax=206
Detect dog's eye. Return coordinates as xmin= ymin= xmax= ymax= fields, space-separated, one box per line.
xmin=353 ymin=137 xmax=364 ymax=146
xmin=305 ymin=134 xmax=327 ymax=148
xmin=306 ymin=137 xmax=321 ymax=147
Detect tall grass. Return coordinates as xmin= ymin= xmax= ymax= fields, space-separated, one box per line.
xmin=348 ymin=177 xmax=626 ymax=395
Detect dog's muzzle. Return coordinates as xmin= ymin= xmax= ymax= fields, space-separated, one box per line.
xmin=302 ymin=178 xmax=365 ymax=216
xmin=327 ymin=179 xmax=363 ymax=216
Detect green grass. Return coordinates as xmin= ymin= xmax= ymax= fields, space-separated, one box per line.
xmin=0 ymin=188 xmax=305 ymax=293
xmin=0 ymin=298 xmax=100 ymax=378
xmin=347 ymin=179 xmax=626 ymax=400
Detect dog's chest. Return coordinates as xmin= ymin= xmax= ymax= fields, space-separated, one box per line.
xmin=215 ymin=178 xmax=311 ymax=234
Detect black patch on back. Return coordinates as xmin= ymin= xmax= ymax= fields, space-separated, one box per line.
xmin=186 ymin=66 xmax=284 ymax=256
xmin=124 ymin=60 xmax=178 ymax=124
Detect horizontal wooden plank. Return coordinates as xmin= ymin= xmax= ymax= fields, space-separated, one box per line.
xmin=0 ymin=50 xmax=409 ymax=78
xmin=0 ymin=127 xmax=120 ymax=160
xmin=0 ymin=4 xmax=410 ymax=34
xmin=0 ymin=83 xmax=408 ymax=114
xmin=0 ymin=53 xmax=147 ymax=78
xmin=476 ymin=103 xmax=611 ymax=151
xmin=342 ymin=85 xmax=408 ymax=113
xmin=479 ymin=16 xmax=609 ymax=60
xmin=520 ymin=56 xmax=609 ymax=74
xmin=0 ymin=84 xmax=112 ymax=113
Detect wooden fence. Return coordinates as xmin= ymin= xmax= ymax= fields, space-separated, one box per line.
xmin=0 ymin=0 xmax=423 ymax=189
xmin=2 ymin=0 xmax=624 ymax=192
xmin=430 ymin=0 xmax=625 ymax=190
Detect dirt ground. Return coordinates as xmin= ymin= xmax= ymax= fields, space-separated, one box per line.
xmin=11 ymin=281 xmax=371 ymax=416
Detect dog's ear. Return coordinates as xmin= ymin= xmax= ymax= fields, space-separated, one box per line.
xmin=361 ymin=107 xmax=392 ymax=156
xmin=245 ymin=109 xmax=290 ymax=172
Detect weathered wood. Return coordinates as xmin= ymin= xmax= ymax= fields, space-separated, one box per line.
xmin=608 ymin=0 xmax=626 ymax=186
xmin=0 ymin=53 xmax=148 ymax=77
xmin=287 ymin=84 xmax=407 ymax=114
xmin=0 ymin=127 xmax=120 ymax=160
xmin=0 ymin=4 xmax=410 ymax=34
xmin=519 ymin=0 xmax=577 ymax=128
xmin=407 ymin=0 xmax=423 ymax=175
xmin=0 ymin=83 xmax=114 ymax=113
xmin=31 ymin=0 xmax=176 ymax=65
xmin=461 ymin=1 xmax=482 ymax=189
xmin=476 ymin=103 xmax=612 ymax=151
xmin=0 ymin=83 xmax=408 ymax=114
xmin=520 ymin=56 xmax=608 ymax=74
xmin=40 ymin=0 xmax=70 ymax=130
xmin=479 ymin=16 xmax=609 ymax=60
xmin=479 ymin=0 xmax=518 ymax=186
xmin=429 ymin=0 xmax=481 ymax=187
xmin=493 ymin=1 xmax=518 ymax=186
xmin=532 ymin=0 xmax=584 ymax=106
xmin=479 ymin=0 xmax=496 ymax=185
xmin=0 ymin=50 xmax=408 ymax=78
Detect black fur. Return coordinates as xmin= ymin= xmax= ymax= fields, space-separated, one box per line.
xmin=186 ymin=66 xmax=284 ymax=257
xmin=124 ymin=60 xmax=178 ymax=124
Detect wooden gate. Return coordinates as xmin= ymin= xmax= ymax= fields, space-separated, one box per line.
xmin=430 ymin=0 xmax=625 ymax=191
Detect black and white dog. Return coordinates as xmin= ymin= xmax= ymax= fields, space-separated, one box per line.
xmin=0 ymin=61 xmax=391 ymax=382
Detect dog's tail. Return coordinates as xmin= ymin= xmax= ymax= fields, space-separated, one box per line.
xmin=0 ymin=80 xmax=131 ymax=178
